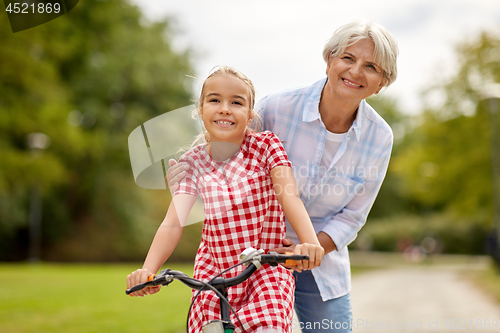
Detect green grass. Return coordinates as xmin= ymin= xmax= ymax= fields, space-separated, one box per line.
xmin=0 ymin=263 xmax=194 ymax=333
xmin=468 ymin=263 xmax=500 ymax=304
xmin=350 ymin=265 xmax=377 ymax=275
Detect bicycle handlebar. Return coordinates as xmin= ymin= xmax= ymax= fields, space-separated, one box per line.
xmin=125 ymin=252 xmax=309 ymax=295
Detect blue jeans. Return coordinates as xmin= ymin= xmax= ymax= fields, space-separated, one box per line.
xmin=293 ymin=270 xmax=352 ymax=332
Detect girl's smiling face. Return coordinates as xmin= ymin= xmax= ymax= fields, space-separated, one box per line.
xmin=200 ymin=74 xmax=254 ymax=146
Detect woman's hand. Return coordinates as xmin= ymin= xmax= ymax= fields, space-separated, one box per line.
xmin=126 ymin=268 xmax=161 ymax=297
xmin=293 ymin=243 xmax=324 ymax=272
xmin=166 ymin=159 xmax=189 ymax=192
xmin=270 ymin=237 xmax=295 ymax=254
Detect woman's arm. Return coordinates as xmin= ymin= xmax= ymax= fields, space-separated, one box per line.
xmin=320 ymin=139 xmax=392 ymax=251
xmin=271 ymin=166 xmax=324 ymax=270
xmin=127 ymin=194 xmax=197 ymax=296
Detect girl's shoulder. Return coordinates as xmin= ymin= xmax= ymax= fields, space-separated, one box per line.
xmin=178 ymin=144 xmax=208 ymax=163
xmin=245 ymin=131 xmax=290 ymax=170
xmin=245 ymin=131 xmax=284 ymax=155
xmin=246 ymin=130 xmax=279 ymax=144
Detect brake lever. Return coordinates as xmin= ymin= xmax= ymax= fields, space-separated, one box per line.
xmin=151 ymin=271 xmax=174 ymax=287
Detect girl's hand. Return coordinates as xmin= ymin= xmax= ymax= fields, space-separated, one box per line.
xmin=126 ymin=268 xmax=161 ymax=297
xmin=293 ymin=243 xmax=324 ymax=272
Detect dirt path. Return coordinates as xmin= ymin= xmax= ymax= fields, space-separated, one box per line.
xmin=350 ymin=267 xmax=500 ymax=332
xmin=293 ymin=254 xmax=499 ymax=332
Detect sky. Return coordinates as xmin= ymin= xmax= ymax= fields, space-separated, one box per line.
xmin=131 ymin=0 xmax=500 ymax=115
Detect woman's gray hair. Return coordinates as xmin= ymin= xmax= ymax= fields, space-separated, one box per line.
xmin=322 ymin=21 xmax=399 ymax=87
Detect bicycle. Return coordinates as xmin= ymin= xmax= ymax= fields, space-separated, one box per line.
xmin=125 ymin=247 xmax=308 ymax=333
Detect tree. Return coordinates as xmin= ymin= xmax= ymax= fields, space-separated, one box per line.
xmin=0 ymin=0 xmax=196 ymax=260
xmin=392 ymin=31 xmax=500 ymax=219
xmin=366 ymin=95 xmax=412 ymax=218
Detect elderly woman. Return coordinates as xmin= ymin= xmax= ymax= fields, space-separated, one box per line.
xmin=168 ymin=21 xmax=398 ymax=333
xmin=253 ymin=21 xmax=398 ymax=332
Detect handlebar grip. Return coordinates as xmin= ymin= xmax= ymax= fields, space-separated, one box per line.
xmin=285 ymin=252 xmax=295 ymax=266
xmin=125 ymin=274 xmax=160 ymax=295
xmin=284 ymin=253 xmax=311 ymax=266
xmin=126 ymin=283 xmax=150 ymax=295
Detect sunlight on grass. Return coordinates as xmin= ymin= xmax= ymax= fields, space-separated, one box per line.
xmin=0 ymin=263 xmax=194 ymax=333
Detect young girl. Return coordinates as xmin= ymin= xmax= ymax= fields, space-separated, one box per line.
xmin=127 ymin=66 xmax=324 ymax=333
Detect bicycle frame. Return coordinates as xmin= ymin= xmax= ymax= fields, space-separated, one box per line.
xmin=126 ymin=248 xmax=308 ymax=333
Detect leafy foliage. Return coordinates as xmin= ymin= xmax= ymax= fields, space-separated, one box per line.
xmin=352 ymin=214 xmax=490 ymax=254
xmin=367 ymin=95 xmax=412 ymax=218
xmin=392 ymin=31 xmax=500 ymax=218
xmin=0 ymin=0 xmax=195 ymax=260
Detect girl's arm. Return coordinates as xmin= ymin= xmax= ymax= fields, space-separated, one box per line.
xmin=126 ymin=194 xmax=197 ymax=296
xmin=271 ymin=166 xmax=324 ymax=271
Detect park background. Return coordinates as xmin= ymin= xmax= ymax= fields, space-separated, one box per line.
xmin=1 ymin=0 xmax=500 ymax=332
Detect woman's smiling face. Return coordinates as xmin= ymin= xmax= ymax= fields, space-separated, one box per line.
xmin=325 ymin=38 xmax=387 ymax=102
xmin=200 ymin=74 xmax=253 ymax=146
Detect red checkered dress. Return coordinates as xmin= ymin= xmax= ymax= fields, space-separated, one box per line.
xmin=175 ymin=131 xmax=294 ymax=333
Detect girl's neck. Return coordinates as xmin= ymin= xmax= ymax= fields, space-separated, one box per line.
xmin=207 ymin=141 xmax=242 ymax=161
